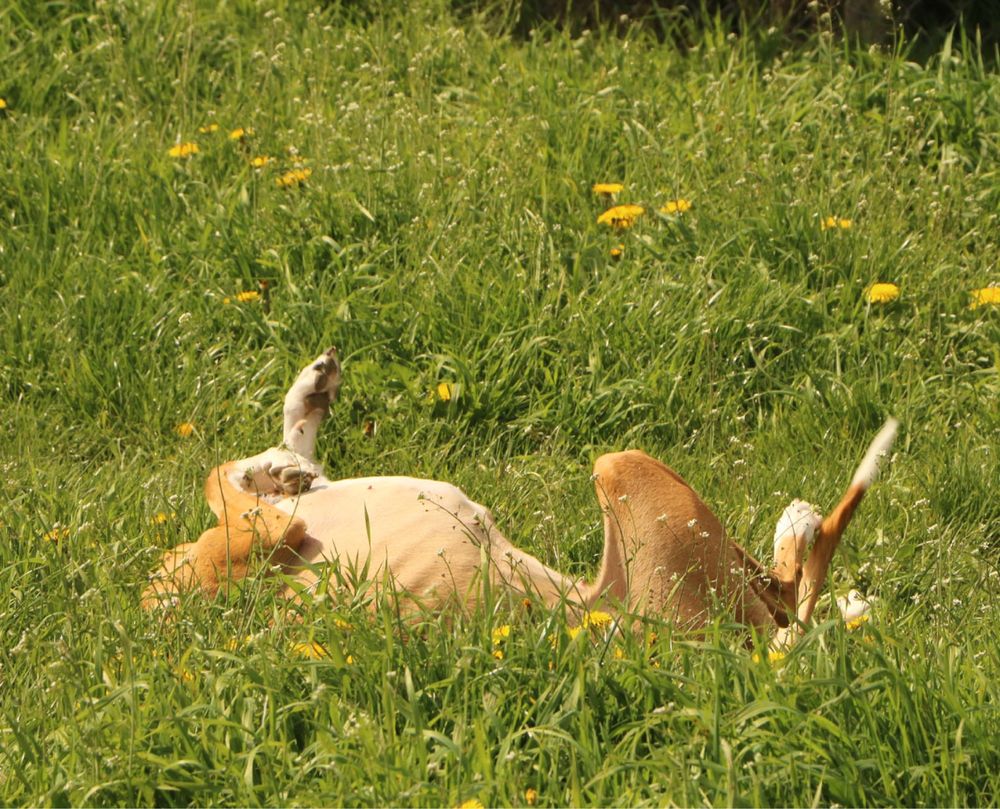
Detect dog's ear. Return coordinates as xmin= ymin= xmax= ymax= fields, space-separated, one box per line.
xmin=141 ymin=544 xmax=198 ymax=610
xmin=143 ymin=463 xmax=311 ymax=609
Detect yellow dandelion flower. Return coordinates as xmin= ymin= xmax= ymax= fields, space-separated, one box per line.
xmin=525 ymin=788 xmax=538 ymax=806
xmin=0 ymin=98 xmax=7 ymax=110
xmin=492 ymin=624 xmax=511 ymax=645
xmin=582 ymin=610 xmax=613 ymax=629
xmin=167 ymin=142 xmax=199 ymax=159
xmin=610 ymin=244 xmax=624 ymax=259
xmin=175 ymin=422 xmax=195 ymax=437
xmin=234 ymin=290 xmax=261 ymax=303
xmin=597 ymin=204 xmax=644 ymax=230
xmin=43 ymin=528 xmax=70 ymax=543
xmin=276 ymin=167 xmax=312 ymax=188
xmin=151 ymin=512 xmax=173 ymax=525
xmin=436 ymin=381 xmax=455 ymax=402
xmin=222 ymin=297 xmax=231 ymax=305
xmin=225 ymin=636 xmax=254 ymax=652
xmin=250 ymin=155 xmax=272 ymax=168
xmin=752 ymin=649 xmax=787 ymax=664
xmin=969 ymin=287 xmax=1000 ymax=310
xmin=333 ymin=618 xmax=353 ymax=631
xmin=592 ymin=182 xmax=624 ymax=196
xmin=292 ymin=641 xmax=327 ymax=659
xmin=346 ymin=654 xmax=355 ymax=664
xmin=821 ymin=215 xmax=853 ymax=230
xmin=229 ymin=127 xmax=253 ymax=141
xmin=660 ymin=198 xmax=692 ymax=215
xmin=458 ymin=800 xmax=485 ymax=809
xmin=613 ymin=646 xmax=625 ymax=660
xmin=866 ymin=282 xmax=900 ymax=304
xmin=493 ymin=649 xmax=504 ymax=660
xmin=175 ymin=666 xmax=195 ymax=684
xmin=567 ymin=626 xmax=583 ymax=640
xmin=845 ymin=613 xmax=871 ymax=632
xmin=198 ymin=123 xmax=219 ymax=134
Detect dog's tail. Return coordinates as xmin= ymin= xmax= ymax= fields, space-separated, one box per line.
xmin=821 ymin=417 xmax=899 ymax=541
xmin=850 ymin=417 xmax=900 ymax=493
xmin=796 ymin=418 xmax=898 ymax=625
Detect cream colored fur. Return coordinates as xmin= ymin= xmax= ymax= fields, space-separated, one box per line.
xmin=144 ymin=349 xmax=896 ymax=648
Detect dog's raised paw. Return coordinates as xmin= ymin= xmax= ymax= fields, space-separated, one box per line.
xmin=304 ymin=347 xmax=341 ymax=413
xmin=311 ymin=347 xmax=341 ymax=392
xmin=286 ymin=347 xmax=342 ymax=419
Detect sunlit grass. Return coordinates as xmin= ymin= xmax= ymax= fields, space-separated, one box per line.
xmin=1 ymin=2 xmax=998 ymax=805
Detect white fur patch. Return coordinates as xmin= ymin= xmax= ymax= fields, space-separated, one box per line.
xmin=773 ymin=499 xmax=821 ymax=549
xmin=837 ymin=589 xmax=873 ymax=625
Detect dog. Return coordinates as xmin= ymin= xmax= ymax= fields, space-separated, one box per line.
xmin=143 ymin=347 xmax=896 ymax=647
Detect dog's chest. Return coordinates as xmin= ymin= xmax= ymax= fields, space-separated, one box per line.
xmin=273 ymin=475 xmax=573 ymax=601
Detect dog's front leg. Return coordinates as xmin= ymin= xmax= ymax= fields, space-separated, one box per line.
xmin=230 ymin=448 xmax=321 ymax=504
xmin=282 ymin=346 xmax=341 ymax=459
xmin=228 ymin=347 xmax=340 ymax=498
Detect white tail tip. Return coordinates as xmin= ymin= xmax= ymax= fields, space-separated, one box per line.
xmin=850 ymin=418 xmax=899 ymax=490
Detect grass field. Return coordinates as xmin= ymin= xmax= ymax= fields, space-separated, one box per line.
xmin=2 ymin=1 xmax=999 ymax=805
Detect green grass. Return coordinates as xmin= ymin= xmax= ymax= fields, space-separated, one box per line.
xmin=2 ymin=1 xmax=999 ymax=805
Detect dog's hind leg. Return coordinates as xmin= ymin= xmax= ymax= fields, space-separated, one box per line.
xmin=770 ymin=499 xmax=821 ymax=609
xmin=769 ymin=500 xmax=820 ymax=648
xmin=836 ymin=589 xmax=873 ymax=629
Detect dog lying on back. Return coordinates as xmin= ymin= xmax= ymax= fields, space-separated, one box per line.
xmin=144 ymin=348 xmax=895 ymax=647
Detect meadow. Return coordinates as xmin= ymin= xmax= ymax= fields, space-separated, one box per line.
xmin=1 ymin=1 xmax=999 ymax=805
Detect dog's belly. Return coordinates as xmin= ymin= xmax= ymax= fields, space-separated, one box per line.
xmin=274 ymin=476 xmax=578 ymax=605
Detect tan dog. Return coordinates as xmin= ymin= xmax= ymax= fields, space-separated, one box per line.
xmin=144 ymin=348 xmax=896 ymax=647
